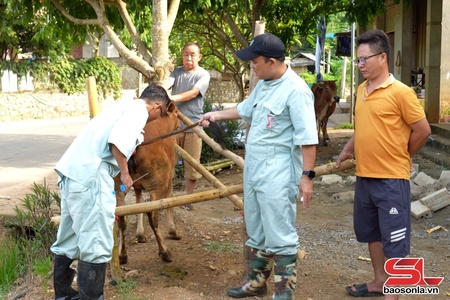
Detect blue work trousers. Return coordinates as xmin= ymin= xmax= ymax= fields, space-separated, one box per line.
xmin=244 ymin=144 xmax=300 ymax=255
xmin=51 ymin=163 xmax=116 ymax=263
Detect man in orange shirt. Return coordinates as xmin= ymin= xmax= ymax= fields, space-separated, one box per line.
xmin=336 ymin=30 xmax=431 ymax=299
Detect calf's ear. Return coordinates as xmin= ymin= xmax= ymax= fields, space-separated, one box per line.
xmin=167 ymin=100 xmax=176 ymax=113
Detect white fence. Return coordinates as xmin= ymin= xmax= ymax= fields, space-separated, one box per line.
xmin=1 ymin=71 xmax=34 ymax=93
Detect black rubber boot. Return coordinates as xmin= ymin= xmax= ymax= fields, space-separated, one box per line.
xmin=227 ymin=248 xmax=273 ymax=298
xmin=272 ymin=254 xmax=297 ymax=300
xmin=53 ymin=255 xmax=80 ymax=300
xmin=77 ymin=260 xmax=106 ymax=300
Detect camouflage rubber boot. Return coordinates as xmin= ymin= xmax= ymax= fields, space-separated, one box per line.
xmin=227 ymin=248 xmax=274 ymax=298
xmin=272 ymin=254 xmax=297 ymax=300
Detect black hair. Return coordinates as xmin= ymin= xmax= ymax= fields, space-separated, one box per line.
xmin=139 ymin=84 xmax=170 ymax=115
xmin=356 ymin=29 xmax=390 ymax=63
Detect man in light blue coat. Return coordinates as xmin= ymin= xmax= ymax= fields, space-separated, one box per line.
xmin=51 ymin=84 xmax=170 ymax=300
xmin=199 ymin=33 xmax=318 ymax=300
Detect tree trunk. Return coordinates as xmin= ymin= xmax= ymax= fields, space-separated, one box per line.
xmin=151 ymin=0 xmax=171 ymax=85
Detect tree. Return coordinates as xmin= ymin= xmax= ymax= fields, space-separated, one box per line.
xmin=0 ymin=1 xmax=70 ymax=61
xmin=18 ymin=0 xmax=179 ymax=84
xmin=173 ymin=0 xmax=407 ymax=98
xmin=15 ymin=0 xmax=406 ymax=92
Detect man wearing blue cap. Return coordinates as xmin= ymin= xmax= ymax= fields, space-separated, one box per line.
xmin=199 ymin=33 xmax=318 ymax=300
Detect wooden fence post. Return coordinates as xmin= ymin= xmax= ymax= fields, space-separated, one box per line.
xmin=86 ymin=76 xmax=99 ymax=119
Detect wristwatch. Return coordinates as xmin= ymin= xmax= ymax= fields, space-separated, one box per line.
xmin=302 ymin=170 xmax=316 ymax=179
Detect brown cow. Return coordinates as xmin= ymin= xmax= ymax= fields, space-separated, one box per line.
xmin=114 ymin=101 xmax=181 ymax=264
xmin=312 ymin=80 xmax=340 ymax=146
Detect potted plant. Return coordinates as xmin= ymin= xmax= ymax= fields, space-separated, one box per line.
xmin=412 ymin=85 xmax=422 ymax=97
xmin=441 ymin=103 xmax=450 ymax=122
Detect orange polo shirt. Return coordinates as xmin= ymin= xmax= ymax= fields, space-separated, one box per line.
xmin=354 ymin=74 xmax=426 ymax=180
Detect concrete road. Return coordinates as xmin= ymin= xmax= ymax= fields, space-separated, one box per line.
xmin=0 ymin=116 xmax=89 ymax=215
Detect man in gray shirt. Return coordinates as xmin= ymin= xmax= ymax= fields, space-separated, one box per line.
xmin=165 ymin=42 xmax=210 ymax=210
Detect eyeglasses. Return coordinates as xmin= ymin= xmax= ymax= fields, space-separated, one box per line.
xmin=354 ymin=53 xmax=383 ymax=65
xmin=182 ymin=53 xmax=198 ymax=58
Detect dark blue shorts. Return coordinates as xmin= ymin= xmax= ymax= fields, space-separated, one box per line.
xmin=354 ymin=177 xmax=411 ymax=258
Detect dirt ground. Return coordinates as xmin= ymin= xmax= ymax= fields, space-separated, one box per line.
xmin=3 ymin=129 xmax=450 ymax=300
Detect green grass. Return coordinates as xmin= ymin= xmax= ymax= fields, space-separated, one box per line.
xmin=0 ymin=239 xmax=22 ymax=295
xmin=204 ymin=241 xmax=239 ymax=253
xmin=32 ymin=257 xmax=52 ymax=292
xmin=334 ymin=122 xmax=354 ymax=129
xmin=113 ymin=279 xmax=147 ymax=300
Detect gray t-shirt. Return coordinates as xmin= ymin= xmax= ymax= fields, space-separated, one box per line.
xmin=167 ymin=66 xmax=210 ymax=129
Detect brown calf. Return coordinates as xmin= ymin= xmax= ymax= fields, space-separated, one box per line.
xmin=312 ymin=81 xmax=340 ymax=146
xmin=114 ymin=101 xmax=181 ymax=263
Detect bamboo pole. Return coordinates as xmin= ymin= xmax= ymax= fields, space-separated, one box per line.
xmin=314 ymin=159 xmax=356 ymax=176
xmin=176 ymin=111 xmax=245 ymax=169
xmin=174 ymin=143 xmax=244 ymax=209
xmin=49 ymin=160 xmax=356 ymax=227
xmin=115 ymin=184 xmax=243 ymax=216
xmin=205 ymin=161 xmax=235 ymax=172
xmin=140 ymin=123 xmax=198 ymax=146
xmin=50 ymin=216 xmax=60 ymax=226
xmin=86 ymin=76 xmax=99 ymax=119
xmin=110 ymin=221 xmax=121 ymax=283
xmin=205 ymin=158 xmax=233 ymax=166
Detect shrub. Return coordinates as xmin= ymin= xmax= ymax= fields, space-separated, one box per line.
xmin=200 ymin=100 xmax=244 ymax=163
xmin=11 ymin=181 xmax=60 ymax=279
xmin=43 ymin=55 xmax=122 ymax=98
xmin=1 ymin=180 xmax=61 ymax=296
xmin=0 ymin=60 xmax=29 ymax=80
xmin=13 ymin=181 xmax=59 ymax=250
xmin=2 ymin=55 xmax=122 ymax=99
xmin=174 ymin=100 xmax=244 ymax=179
xmin=299 ymin=71 xmax=336 ymax=84
xmin=85 ymin=56 xmax=122 ymax=99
